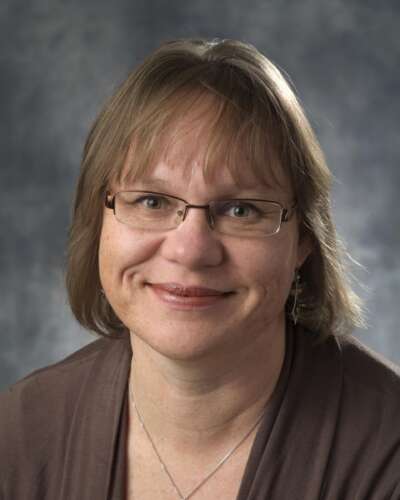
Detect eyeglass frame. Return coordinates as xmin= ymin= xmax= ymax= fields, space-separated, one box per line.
xmin=104 ymin=190 xmax=297 ymax=236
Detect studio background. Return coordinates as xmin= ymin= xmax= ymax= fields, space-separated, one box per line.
xmin=1 ymin=0 xmax=399 ymax=391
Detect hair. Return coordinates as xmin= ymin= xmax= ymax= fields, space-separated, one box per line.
xmin=66 ymin=38 xmax=364 ymax=340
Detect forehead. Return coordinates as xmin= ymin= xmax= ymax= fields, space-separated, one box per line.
xmin=119 ymin=91 xmax=292 ymax=195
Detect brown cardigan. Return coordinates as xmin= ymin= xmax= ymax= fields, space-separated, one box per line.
xmin=1 ymin=326 xmax=400 ymax=499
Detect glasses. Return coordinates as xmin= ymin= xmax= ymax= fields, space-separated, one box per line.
xmin=105 ymin=190 xmax=296 ymax=238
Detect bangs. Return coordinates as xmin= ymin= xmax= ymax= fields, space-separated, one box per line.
xmin=115 ymin=85 xmax=290 ymax=192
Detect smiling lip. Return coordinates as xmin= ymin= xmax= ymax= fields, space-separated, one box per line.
xmin=149 ymin=283 xmax=231 ymax=297
xmin=147 ymin=283 xmax=234 ymax=309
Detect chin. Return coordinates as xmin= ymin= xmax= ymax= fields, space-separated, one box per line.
xmin=132 ymin=323 xmax=229 ymax=362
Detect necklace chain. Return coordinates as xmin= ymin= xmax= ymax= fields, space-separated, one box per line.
xmin=129 ymin=381 xmax=265 ymax=500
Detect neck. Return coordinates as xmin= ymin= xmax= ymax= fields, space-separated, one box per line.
xmin=128 ymin=319 xmax=286 ymax=456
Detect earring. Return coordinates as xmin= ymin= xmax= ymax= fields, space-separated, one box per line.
xmin=290 ymin=270 xmax=300 ymax=325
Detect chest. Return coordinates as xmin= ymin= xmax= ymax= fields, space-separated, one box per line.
xmin=125 ymin=424 xmax=255 ymax=500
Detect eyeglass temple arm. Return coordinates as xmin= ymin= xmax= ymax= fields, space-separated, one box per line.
xmin=282 ymin=203 xmax=297 ymax=223
xmin=105 ymin=192 xmax=115 ymax=210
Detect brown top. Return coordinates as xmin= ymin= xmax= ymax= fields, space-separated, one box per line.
xmin=1 ymin=326 xmax=400 ymax=499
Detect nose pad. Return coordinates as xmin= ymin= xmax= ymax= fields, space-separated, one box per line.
xmin=162 ymin=203 xmax=223 ymax=268
xmin=180 ymin=204 xmax=215 ymax=229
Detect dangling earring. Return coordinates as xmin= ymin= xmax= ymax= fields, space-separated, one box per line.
xmin=290 ymin=270 xmax=300 ymax=325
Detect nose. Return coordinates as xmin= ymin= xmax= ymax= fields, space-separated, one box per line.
xmin=160 ymin=206 xmax=224 ymax=269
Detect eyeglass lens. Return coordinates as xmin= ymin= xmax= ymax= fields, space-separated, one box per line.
xmin=113 ymin=191 xmax=284 ymax=237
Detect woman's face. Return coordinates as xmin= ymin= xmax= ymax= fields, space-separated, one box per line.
xmin=98 ymin=117 xmax=310 ymax=362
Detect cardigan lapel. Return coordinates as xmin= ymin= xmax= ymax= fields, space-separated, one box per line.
xmin=237 ymin=327 xmax=343 ymax=500
xmin=59 ymin=333 xmax=132 ymax=500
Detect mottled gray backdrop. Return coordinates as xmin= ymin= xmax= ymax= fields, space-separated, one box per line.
xmin=1 ymin=0 xmax=399 ymax=390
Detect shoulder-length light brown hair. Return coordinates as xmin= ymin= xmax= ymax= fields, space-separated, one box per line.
xmin=66 ymin=38 xmax=363 ymax=339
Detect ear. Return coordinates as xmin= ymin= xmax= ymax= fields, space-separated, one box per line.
xmin=296 ymin=232 xmax=313 ymax=269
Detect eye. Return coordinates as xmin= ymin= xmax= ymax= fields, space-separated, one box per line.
xmin=136 ymin=194 xmax=168 ymax=209
xmin=222 ymin=201 xmax=261 ymax=218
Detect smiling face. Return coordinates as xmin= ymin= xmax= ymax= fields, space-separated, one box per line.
xmin=98 ymin=105 xmax=310 ymax=363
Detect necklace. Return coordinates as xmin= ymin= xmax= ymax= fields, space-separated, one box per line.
xmin=128 ymin=380 xmax=266 ymax=500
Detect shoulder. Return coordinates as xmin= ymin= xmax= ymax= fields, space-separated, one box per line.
xmin=335 ymin=335 xmax=400 ymax=454
xmin=292 ymin=329 xmax=400 ymax=496
xmin=317 ymin=333 xmax=400 ymax=495
xmin=300 ymin=328 xmax=400 ymax=399
xmin=0 ymin=335 xmax=111 ymax=409
xmin=0 ymin=333 xmax=130 ymax=487
xmin=307 ymin=331 xmax=400 ymax=426
xmin=0 ymin=332 xmax=130 ymax=415
xmin=0 ymin=335 xmax=106 ymax=439
xmin=336 ymin=333 xmax=400 ymax=403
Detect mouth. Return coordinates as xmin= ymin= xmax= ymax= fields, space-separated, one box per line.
xmin=146 ymin=282 xmax=235 ymax=309
xmin=148 ymin=282 xmax=234 ymax=297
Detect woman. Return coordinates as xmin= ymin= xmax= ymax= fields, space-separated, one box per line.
xmin=1 ymin=38 xmax=399 ymax=499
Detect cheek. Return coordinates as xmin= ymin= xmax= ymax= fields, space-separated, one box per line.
xmin=237 ymin=238 xmax=297 ymax=303
xmin=255 ymin=253 xmax=291 ymax=295
xmin=98 ymin=219 xmax=161 ymax=290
